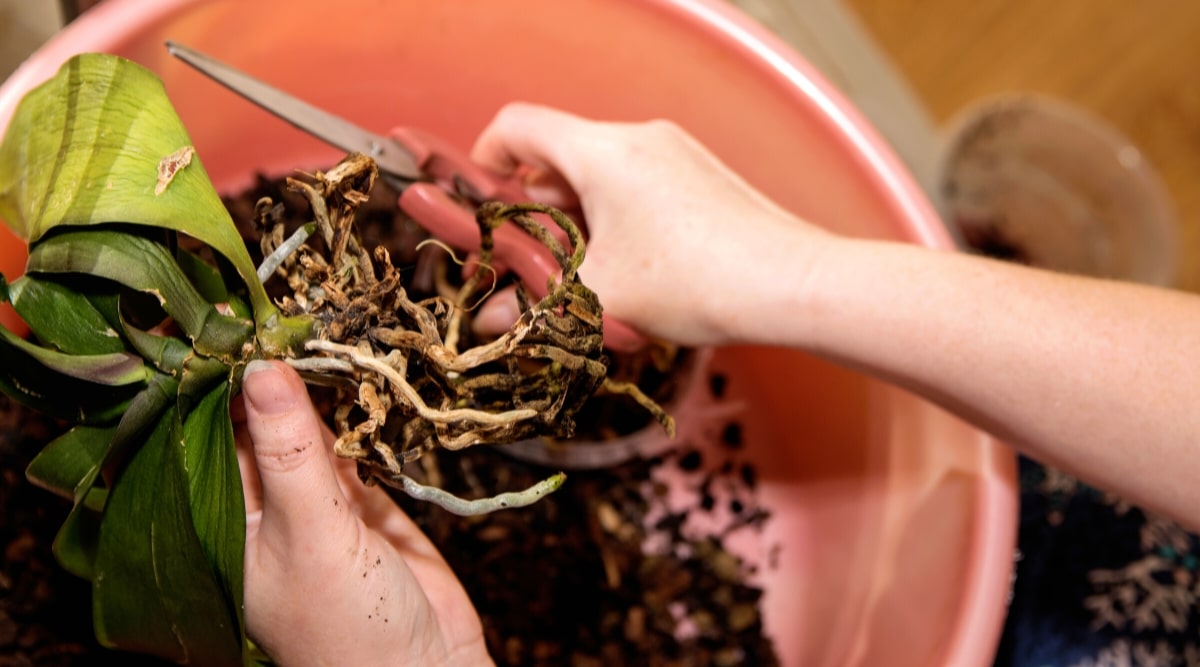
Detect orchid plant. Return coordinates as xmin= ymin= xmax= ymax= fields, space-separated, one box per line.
xmin=0 ymin=54 xmax=670 ymax=664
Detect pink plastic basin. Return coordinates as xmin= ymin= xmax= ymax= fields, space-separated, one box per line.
xmin=0 ymin=1 xmax=1017 ymax=664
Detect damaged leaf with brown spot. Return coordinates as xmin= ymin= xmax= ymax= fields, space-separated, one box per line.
xmin=155 ymin=146 xmax=195 ymax=195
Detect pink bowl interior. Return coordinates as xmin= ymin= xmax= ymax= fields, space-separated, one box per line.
xmin=0 ymin=1 xmax=1017 ymax=664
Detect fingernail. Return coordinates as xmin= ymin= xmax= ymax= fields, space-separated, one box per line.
xmin=242 ymin=360 xmax=297 ymax=415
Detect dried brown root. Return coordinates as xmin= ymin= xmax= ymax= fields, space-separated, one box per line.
xmin=255 ymin=152 xmax=671 ymax=513
xmin=598 ymin=379 xmax=676 ymax=438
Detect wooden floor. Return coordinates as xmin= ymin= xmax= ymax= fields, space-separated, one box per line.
xmin=845 ymin=0 xmax=1200 ymax=292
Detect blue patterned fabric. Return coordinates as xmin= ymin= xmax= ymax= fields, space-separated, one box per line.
xmin=994 ymin=456 xmax=1200 ymax=667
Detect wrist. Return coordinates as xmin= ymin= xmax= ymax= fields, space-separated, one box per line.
xmin=707 ymin=217 xmax=841 ymax=348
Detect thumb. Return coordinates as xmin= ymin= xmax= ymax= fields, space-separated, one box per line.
xmin=241 ymin=359 xmax=347 ymax=542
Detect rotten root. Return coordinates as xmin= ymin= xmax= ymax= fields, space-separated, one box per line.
xmin=256 ymin=152 xmax=673 ymax=514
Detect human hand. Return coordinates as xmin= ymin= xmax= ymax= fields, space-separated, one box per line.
xmin=469 ymin=103 xmax=833 ymax=346
xmin=236 ymin=360 xmax=492 ymax=667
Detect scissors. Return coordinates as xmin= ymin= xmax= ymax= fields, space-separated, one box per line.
xmin=165 ymin=42 xmax=646 ymax=352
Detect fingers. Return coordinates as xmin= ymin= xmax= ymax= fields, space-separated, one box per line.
xmin=471 ymin=102 xmax=561 ymax=172
xmin=472 ymin=103 xmax=586 ymax=209
xmin=241 ymin=359 xmax=348 ymax=542
xmin=470 ymin=285 xmax=522 ymax=337
xmin=521 ymin=168 xmax=581 ymax=211
xmin=471 ymin=103 xmax=592 ymax=180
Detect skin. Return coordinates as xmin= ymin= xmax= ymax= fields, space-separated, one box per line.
xmin=237 ymin=360 xmax=492 ymax=667
xmin=470 ymin=103 xmax=1200 ymax=528
xmin=238 ymin=102 xmax=1200 ymax=664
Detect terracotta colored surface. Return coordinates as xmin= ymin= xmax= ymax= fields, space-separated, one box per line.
xmin=0 ymin=224 xmax=22 ymax=334
xmin=0 ymin=1 xmax=1017 ymax=664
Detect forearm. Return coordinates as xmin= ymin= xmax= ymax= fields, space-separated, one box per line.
xmin=733 ymin=233 xmax=1200 ymax=525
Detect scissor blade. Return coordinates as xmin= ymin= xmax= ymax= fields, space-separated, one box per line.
xmin=165 ymin=41 xmax=422 ymax=180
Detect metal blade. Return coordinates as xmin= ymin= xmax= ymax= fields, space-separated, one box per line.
xmin=165 ymin=41 xmax=422 ymax=181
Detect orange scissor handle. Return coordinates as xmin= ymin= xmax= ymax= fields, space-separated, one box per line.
xmin=388 ymin=126 xmax=572 ymax=247
xmin=390 ymin=127 xmax=527 ymax=203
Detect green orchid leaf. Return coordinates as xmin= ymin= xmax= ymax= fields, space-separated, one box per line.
xmin=116 ymin=305 xmax=233 ymax=406
xmin=26 ymin=424 xmax=116 ymax=501
xmin=0 ymin=53 xmax=273 ymax=319
xmin=83 ymin=291 xmax=122 ymax=332
xmin=121 ymin=320 xmax=193 ymax=377
xmin=113 ymin=305 xmax=233 ymax=425
xmin=91 ymin=412 xmax=177 ymax=658
xmin=117 ymin=304 xmax=196 ymax=377
xmin=0 ymin=360 xmax=134 ymax=424
xmin=26 ymin=228 xmax=254 ymax=360
xmin=178 ymin=355 xmax=234 ymax=417
xmin=177 ymin=248 xmax=230 ymax=305
xmin=53 ymin=487 xmax=106 ymax=580
xmin=7 ymin=275 xmax=125 ymax=355
xmin=93 ymin=407 xmax=242 ymax=665
xmin=182 ymin=382 xmax=248 ymax=660
xmin=0 ymin=322 xmax=140 ymax=423
xmin=0 ymin=324 xmax=146 ymax=386
xmin=178 ymin=246 xmax=254 ymax=320
xmin=69 ymin=372 xmax=178 ymax=505
xmin=228 ymin=294 xmax=253 ymax=321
